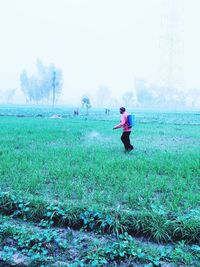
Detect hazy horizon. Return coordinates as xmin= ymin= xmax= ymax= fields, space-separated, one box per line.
xmin=0 ymin=0 xmax=200 ymax=109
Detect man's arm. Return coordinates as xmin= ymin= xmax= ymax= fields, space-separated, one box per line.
xmin=113 ymin=115 xmax=126 ymax=129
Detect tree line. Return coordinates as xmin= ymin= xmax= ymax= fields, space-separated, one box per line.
xmin=1 ymin=60 xmax=199 ymax=110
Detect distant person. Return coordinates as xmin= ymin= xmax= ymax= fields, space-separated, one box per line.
xmin=105 ymin=108 xmax=110 ymax=115
xmin=73 ymin=109 xmax=79 ymax=116
xmin=113 ymin=107 xmax=134 ymax=152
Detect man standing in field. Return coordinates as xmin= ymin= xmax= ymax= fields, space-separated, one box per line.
xmin=113 ymin=107 xmax=134 ymax=152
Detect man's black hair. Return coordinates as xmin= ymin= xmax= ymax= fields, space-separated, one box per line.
xmin=120 ymin=107 xmax=126 ymax=113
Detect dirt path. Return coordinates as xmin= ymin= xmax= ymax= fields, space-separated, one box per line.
xmin=1 ymin=216 xmax=197 ymax=267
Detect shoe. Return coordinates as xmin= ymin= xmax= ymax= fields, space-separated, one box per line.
xmin=128 ymin=146 xmax=134 ymax=152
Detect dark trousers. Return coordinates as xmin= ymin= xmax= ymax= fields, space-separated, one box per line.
xmin=121 ymin=132 xmax=133 ymax=151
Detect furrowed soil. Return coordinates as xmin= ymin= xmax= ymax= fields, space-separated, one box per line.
xmin=0 ymin=215 xmax=198 ymax=267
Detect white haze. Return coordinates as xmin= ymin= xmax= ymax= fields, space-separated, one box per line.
xmin=0 ymin=0 xmax=200 ymax=109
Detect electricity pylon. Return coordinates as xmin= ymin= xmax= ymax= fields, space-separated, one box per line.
xmin=158 ymin=0 xmax=184 ymax=94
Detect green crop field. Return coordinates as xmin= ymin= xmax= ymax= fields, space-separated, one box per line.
xmin=0 ymin=106 xmax=199 ymax=266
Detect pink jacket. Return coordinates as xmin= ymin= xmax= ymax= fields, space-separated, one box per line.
xmin=114 ymin=112 xmax=131 ymax=132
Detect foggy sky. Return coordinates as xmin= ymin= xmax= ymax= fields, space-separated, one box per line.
xmin=0 ymin=0 xmax=200 ymax=105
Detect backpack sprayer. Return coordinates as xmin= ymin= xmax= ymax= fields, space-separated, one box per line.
xmin=127 ymin=114 xmax=135 ymax=128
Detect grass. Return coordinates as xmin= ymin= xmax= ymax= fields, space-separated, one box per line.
xmin=0 ymin=108 xmax=199 ymax=243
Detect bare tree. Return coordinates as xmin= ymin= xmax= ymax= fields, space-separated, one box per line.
xmin=82 ymin=96 xmax=91 ymax=115
xmin=122 ymin=91 xmax=135 ymax=107
xmin=96 ymin=86 xmax=111 ymax=107
xmin=4 ymin=88 xmax=16 ymax=103
xmin=20 ymin=60 xmax=63 ymax=104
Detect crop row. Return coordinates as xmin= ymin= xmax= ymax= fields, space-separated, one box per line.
xmin=0 ymin=191 xmax=199 ymax=243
